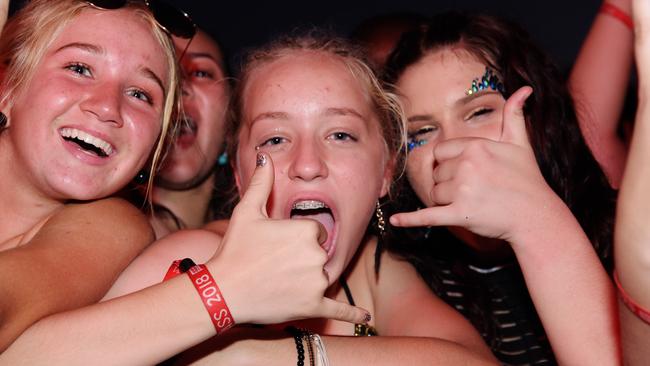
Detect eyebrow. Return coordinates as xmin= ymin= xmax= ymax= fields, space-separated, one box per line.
xmin=250 ymin=111 xmax=289 ymax=125
xmin=186 ymin=52 xmax=220 ymax=64
xmin=55 ymin=42 xmax=103 ymax=55
xmin=407 ymin=114 xmax=435 ymax=123
xmin=454 ymin=90 xmax=501 ymax=108
xmin=55 ymin=42 xmax=165 ymax=95
xmin=323 ymin=107 xmax=365 ymax=120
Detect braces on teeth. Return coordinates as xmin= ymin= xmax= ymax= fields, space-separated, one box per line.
xmin=292 ymin=200 xmax=328 ymax=210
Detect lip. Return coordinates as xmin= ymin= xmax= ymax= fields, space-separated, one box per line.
xmin=285 ymin=192 xmax=339 ymax=261
xmin=58 ymin=126 xmax=116 ymax=166
xmin=175 ymin=115 xmax=198 ymax=149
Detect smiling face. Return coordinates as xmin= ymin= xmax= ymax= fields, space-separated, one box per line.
xmin=235 ymin=51 xmax=392 ymax=281
xmin=157 ymin=31 xmax=228 ymax=189
xmin=4 ymin=8 xmax=169 ymax=201
xmin=397 ymin=48 xmax=506 ymax=207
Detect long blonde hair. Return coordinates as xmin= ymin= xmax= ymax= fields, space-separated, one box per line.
xmin=0 ymin=0 xmax=181 ymax=197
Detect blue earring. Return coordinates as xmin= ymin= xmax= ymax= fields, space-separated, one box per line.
xmin=217 ymin=151 xmax=228 ymax=166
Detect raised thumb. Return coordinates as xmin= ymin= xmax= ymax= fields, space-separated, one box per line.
xmin=500 ymin=86 xmax=533 ymax=148
xmin=236 ymin=152 xmax=274 ymax=218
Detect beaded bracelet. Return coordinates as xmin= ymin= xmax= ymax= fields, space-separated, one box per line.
xmin=286 ymin=326 xmax=307 ymax=366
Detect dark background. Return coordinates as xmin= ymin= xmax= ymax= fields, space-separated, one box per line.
xmin=10 ymin=0 xmax=604 ymax=73
xmin=163 ymin=0 xmax=602 ymax=73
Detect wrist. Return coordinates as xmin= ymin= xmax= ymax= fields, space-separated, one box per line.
xmin=601 ymin=1 xmax=633 ymax=30
xmin=507 ymin=193 xmax=575 ymax=251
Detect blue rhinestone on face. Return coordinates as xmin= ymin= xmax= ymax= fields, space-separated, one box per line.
xmin=466 ymin=67 xmax=506 ymax=96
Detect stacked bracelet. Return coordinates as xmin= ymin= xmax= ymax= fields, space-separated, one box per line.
xmin=286 ymin=326 xmax=307 ymax=366
xmin=600 ymin=2 xmax=633 ymax=30
xmin=309 ymin=333 xmax=330 ymax=366
xmin=163 ymin=258 xmax=235 ymax=334
xmin=286 ymin=327 xmax=329 ymax=366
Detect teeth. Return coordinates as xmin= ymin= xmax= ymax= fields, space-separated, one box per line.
xmin=60 ymin=128 xmax=114 ymax=156
xmin=292 ymin=200 xmax=328 ymax=210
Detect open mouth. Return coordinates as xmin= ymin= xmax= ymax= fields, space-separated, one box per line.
xmin=290 ymin=199 xmax=336 ymax=256
xmin=178 ymin=116 xmax=197 ymax=137
xmin=60 ymin=128 xmax=114 ymax=158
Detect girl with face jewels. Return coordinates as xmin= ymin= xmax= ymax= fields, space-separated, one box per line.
xmin=383 ymin=12 xmax=618 ymax=365
xmin=0 ymin=2 xmax=370 ymax=363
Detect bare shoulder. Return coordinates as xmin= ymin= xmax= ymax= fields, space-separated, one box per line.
xmin=103 ymin=229 xmax=223 ymax=300
xmin=43 ymin=197 xmax=154 ymax=246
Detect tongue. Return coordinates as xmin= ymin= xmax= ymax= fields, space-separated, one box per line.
xmin=291 ymin=211 xmax=335 ymax=240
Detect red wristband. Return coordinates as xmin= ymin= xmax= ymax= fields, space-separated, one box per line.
xmin=614 ymin=272 xmax=650 ymax=324
xmin=163 ymin=259 xmax=183 ymax=281
xmin=600 ymin=2 xmax=634 ymax=30
xmin=186 ymin=264 xmax=235 ymax=334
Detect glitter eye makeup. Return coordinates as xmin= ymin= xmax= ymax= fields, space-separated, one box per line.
xmin=407 ymin=137 xmax=428 ymax=152
xmin=407 ymin=126 xmax=435 ymax=152
xmin=466 ymin=67 xmax=505 ymax=96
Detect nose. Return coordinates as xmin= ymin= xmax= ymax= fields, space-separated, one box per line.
xmin=287 ymin=140 xmax=328 ymax=182
xmin=79 ymin=83 xmax=123 ymax=127
xmin=181 ymin=78 xmax=194 ymax=98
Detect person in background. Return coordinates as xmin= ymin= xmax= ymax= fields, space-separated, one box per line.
xmin=151 ymin=28 xmax=234 ymax=238
xmin=569 ymin=0 xmax=634 ymax=188
xmin=351 ymin=12 xmax=425 ymax=70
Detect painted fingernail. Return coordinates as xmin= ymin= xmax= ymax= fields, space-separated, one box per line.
xmin=363 ymin=312 xmax=372 ymax=324
xmin=256 ymin=152 xmax=267 ymax=167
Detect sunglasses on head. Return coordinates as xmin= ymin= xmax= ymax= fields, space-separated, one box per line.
xmin=86 ymin=0 xmax=196 ymax=39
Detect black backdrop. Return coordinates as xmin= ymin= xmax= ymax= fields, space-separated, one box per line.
xmin=9 ymin=0 xmax=604 ymax=73
xmin=164 ymin=0 xmax=602 ymax=73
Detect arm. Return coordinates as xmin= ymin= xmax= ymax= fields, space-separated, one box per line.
xmin=391 ymin=88 xmax=619 ymax=364
xmin=176 ymin=240 xmax=497 ymax=365
xmin=177 ymin=329 xmax=497 ymax=366
xmin=568 ymin=0 xmax=633 ymax=188
xmin=0 ymin=154 xmax=369 ymax=364
xmin=615 ymin=0 xmax=650 ymax=363
xmin=0 ymin=197 xmax=153 ymax=351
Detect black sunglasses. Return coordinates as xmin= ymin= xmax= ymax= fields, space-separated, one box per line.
xmin=86 ymin=0 xmax=196 ymax=39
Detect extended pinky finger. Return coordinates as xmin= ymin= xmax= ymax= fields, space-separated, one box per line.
xmin=389 ymin=206 xmax=457 ymax=228
xmin=318 ymin=298 xmax=371 ymax=324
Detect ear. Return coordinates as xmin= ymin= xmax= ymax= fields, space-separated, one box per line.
xmin=0 ymin=64 xmax=13 ymax=125
xmin=379 ymin=156 xmax=396 ymax=198
xmin=231 ymin=157 xmax=243 ymax=196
